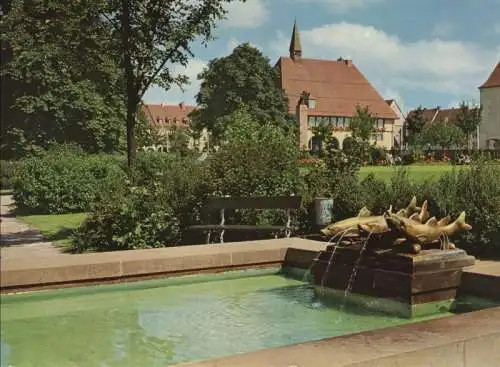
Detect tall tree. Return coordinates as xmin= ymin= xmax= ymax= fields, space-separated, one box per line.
xmin=455 ymin=101 xmax=482 ymax=149
xmin=421 ymin=121 xmax=465 ymax=149
xmin=103 ymin=0 xmax=238 ymax=168
xmin=190 ymin=43 xmax=295 ymax=144
xmin=1 ymin=0 xmax=125 ymax=158
xmin=405 ymin=106 xmax=428 ymax=146
xmin=350 ymin=105 xmax=376 ymax=142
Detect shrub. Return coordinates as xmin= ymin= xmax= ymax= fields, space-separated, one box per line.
xmin=72 ymin=185 xmax=181 ymax=252
xmin=369 ymin=146 xmax=386 ymax=165
xmin=1 ymin=160 xmax=17 ymax=190
xmin=432 ymin=160 xmax=500 ymax=257
xmin=360 ymin=174 xmax=391 ymax=213
xmin=72 ymin=154 xmax=210 ymax=252
xmin=12 ymin=147 xmax=124 ymax=214
xmin=206 ymin=110 xmax=300 ymax=229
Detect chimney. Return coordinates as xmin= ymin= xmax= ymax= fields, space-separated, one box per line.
xmin=179 ymin=101 xmax=185 ymax=110
xmin=161 ymin=102 xmax=167 ymax=107
xmin=345 ymin=59 xmax=352 ymax=67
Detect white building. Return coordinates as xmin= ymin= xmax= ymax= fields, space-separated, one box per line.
xmin=479 ymin=62 xmax=500 ymax=149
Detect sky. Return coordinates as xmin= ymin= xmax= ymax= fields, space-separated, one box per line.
xmin=142 ymin=0 xmax=500 ymax=114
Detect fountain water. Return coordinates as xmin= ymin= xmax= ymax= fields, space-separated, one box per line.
xmin=342 ymin=232 xmax=373 ymax=304
xmin=309 ymin=197 xmax=476 ymax=318
xmin=302 ymin=231 xmax=344 ymax=282
xmin=320 ymin=228 xmax=357 ymax=289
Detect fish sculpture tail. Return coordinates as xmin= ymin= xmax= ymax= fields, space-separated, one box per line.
xmin=453 ymin=211 xmax=472 ymax=231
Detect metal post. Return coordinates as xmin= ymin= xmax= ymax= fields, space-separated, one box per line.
xmin=219 ymin=208 xmax=225 ymax=244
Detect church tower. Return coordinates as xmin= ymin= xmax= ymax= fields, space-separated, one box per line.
xmin=289 ymin=19 xmax=302 ymax=61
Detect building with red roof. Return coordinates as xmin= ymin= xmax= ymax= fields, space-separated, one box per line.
xmin=478 ymin=62 xmax=500 ymax=149
xmin=275 ymin=21 xmax=398 ymax=150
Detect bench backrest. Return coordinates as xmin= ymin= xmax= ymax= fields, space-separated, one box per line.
xmin=203 ymin=196 xmax=302 ymax=211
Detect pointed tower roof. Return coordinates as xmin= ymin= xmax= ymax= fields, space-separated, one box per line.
xmin=289 ymin=19 xmax=302 ymax=61
xmin=479 ymin=61 xmax=500 ymax=89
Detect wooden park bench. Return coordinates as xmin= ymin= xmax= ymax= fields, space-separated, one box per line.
xmin=187 ymin=196 xmax=302 ymax=244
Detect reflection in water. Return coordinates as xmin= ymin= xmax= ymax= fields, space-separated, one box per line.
xmin=1 ymin=274 xmax=494 ymax=367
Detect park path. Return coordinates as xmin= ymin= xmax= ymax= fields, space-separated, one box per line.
xmin=1 ymin=194 xmax=63 ymax=266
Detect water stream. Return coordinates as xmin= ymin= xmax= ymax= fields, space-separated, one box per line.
xmin=320 ymin=228 xmax=357 ymax=289
xmin=341 ymin=232 xmax=373 ymax=308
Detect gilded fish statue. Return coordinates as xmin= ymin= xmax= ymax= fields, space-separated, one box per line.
xmin=321 ymin=196 xmax=423 ymax=237
xmin=385 ymin=211 xmax=472 ymax=245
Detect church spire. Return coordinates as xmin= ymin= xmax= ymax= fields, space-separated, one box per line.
xmin=289 ymin=19 xmax=302 ymax=61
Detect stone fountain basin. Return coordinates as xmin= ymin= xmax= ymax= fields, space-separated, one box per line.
xmin=310 ymin=246 xmax=475 ymax=317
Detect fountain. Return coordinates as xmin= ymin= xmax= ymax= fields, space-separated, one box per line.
xmin=309 ymin=197 xmax=476 ymax=318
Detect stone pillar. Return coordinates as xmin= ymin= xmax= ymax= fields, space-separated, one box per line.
xmin=296 ymin=102 xmax=309 ymax=150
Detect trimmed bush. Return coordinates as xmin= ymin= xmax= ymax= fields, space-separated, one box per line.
xmin=13 ymin=147 xmax=124 ymax=214
xmin=72 ymin=185 xmax=181 ymax=252
xmin=1 ymin=160 xmax=17 ymax=190
xmin=71 ymin=154 xmax=209 ymax=252
xmin=432 ymin=160 xmax=500 ymax=257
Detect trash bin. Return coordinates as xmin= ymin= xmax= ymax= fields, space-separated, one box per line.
xmin=314 ymin=197 xmax=333 ymax=227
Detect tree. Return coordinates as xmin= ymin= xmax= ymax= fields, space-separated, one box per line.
xmin=1 ymin=0 xmax=125 ymax=158
xmin=405 ymin=106 xmax=428 ymax=146
xmin=421 ymin=121 xmax=465 ymax=149
xmin=190 ymin=43 xmax=294 ymax=144
xmin=349 ymin=105 xmax=376 ymax=142
xmin=102 ymin=0 xmax=239 ymax=168
xmin=208 ymin=108 xmax=300 ymax=197
xmin=311 ymin=120 xmax=332 ymax=155
xmin=455 ymin=101 xmax=482 ymax=149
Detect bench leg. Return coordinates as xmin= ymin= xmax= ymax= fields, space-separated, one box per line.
xmin=206 ymin=231 xmax=211 ymax=244
xmin=220 ymin=229 xmax=225 ymax=244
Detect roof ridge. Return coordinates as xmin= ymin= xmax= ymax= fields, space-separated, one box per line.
xmin=479 ymin=61 xmax=500 ymax=89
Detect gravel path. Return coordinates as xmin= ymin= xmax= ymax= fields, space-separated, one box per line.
xmin=1 ymin=194 xmax=62 ymax=265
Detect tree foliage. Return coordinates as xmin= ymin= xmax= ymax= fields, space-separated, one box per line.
xmin=190 ymin=43 xmax=294 ymax=144
xmin=350 ymin=105 xmax=376 ymax=142
xmin=455 ymin=101 xmax=482 ymax=149
xmin=405 ymin=106 xmax=428 ymax=146
xmin=421 ymin=121 xmax=465 ymax=149
xmin=208 ymin=107 xmax=300 ymax=197
xmin=1 ymin=0 xmax=125 ymax=158
xmin=103 ymin=0 xmax=238 ymax=167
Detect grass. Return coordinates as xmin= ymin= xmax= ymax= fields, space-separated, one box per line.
xmin=359 ymin=164 xmax=457 ymax=183
xmin=19 ymin=212 xmax=87 ymax=247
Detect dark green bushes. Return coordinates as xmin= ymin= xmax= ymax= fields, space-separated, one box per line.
xmin=71 ymin=154 xmax=209 ymax=252
xmin=1 ymin=160 xmax=17 ymax=190
xmin=12 ymin=146 xmax=124 ymax=214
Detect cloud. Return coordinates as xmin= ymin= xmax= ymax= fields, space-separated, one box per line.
xmin=431 ymin=22 xmax=455 ymax=38
xmin=295 ymin=0 xmax=383 ymax=13
xmin=270 ymin=22 xmax=500 ymax=97
xmin=142 ymin=59 xmax=207 ymax=105
xmin=222 ymin=0 xmax=269 ymax=28
xmin=494 ymin=23 xmax=500 ymax=34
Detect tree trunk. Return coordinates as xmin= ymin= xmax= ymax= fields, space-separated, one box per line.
xmin=126 ymin=97 xmax=137 ymax=168
xmin=121 ymin=0 xmax=136 ymax=168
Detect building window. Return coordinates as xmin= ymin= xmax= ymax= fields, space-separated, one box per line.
xmin=375 ymin=133 xmax=384 ymax=142
xmin=308 ymin=116 xmax=319 ymax=127
xmin=376 ymin=119 xmax=384 ymax=130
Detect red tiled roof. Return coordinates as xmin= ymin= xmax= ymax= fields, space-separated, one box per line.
xmin=479 ymin=62 xmax=500 ymax=89
xmin=407 ymin=107 xmax=461 ymax=124
xmin=141 ymin=103 xmax=196 ymax=126
xmin=276 ymin=57 xmax=397 ymax=119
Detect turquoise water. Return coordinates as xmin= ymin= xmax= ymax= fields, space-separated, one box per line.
xmin=0 ymin=269 xmax=493 ymax=367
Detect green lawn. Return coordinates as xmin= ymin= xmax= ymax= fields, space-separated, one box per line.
xmin=19 ymin=212 xmax=87 ymax=246
xmin=359 ymin=164 xmax=457 ymax=183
